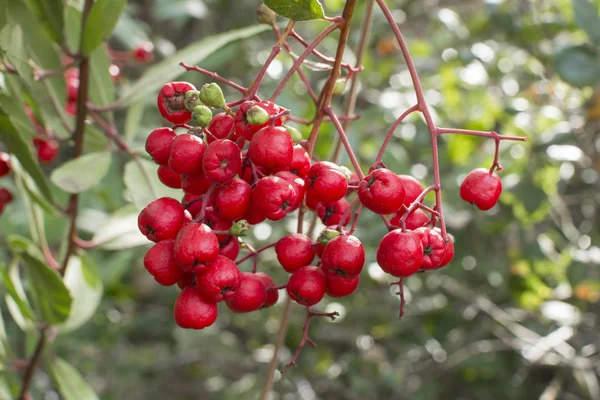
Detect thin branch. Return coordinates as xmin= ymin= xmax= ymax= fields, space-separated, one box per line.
xmin=17 ymin=328 xmax=47 ymax=400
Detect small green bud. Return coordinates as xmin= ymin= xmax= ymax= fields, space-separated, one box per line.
xmin=339 ymin=166 xmax=352 ymax=182
xmin=192 ymin=105 xmax=213 ymax=127
xmin=184 ymin=90 xmax=203 ymax=111
xmin=256 ymin=3 xmax=276 ymax=25
xmin=333 ymin=79 xmax=347 ymax=96
xmin=284 ymin=125 xmax=303 ymax=143
xmin=230 ymin=220 xmax=251 ymax=237
xmin=246 ymin=105 xmax=270 ymax=126
xmin=317 ymin=228 xmax=341 ymax=245
xmin=199 ymin=83 xmax=226 ymax=108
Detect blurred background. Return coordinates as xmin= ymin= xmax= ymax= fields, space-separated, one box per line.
xmin=2 ymin=0 xmax=600 ymax=399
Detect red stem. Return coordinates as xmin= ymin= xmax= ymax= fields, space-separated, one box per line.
xmin=235 ymin=242 xmax=276 ymax=265
xmin=180 ymin=62 xmax=247 ymax=93
xmin=373 ymin=104 xmax=419 ymax=166
xmin=324 ymin=107 xmax=364 ymax=180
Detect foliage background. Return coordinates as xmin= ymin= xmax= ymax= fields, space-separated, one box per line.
xmin=1 ymin=0 xmax=599 ymax=399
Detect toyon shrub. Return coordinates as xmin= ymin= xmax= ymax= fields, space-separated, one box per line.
xmin=135 ymin=0 xmax=527 ymax=373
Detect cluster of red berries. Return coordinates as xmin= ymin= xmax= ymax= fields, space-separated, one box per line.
xmin=0 ymin=152 xmax=13 ymax=214
xmin=138 ymin=80 xmax=505 ymax=330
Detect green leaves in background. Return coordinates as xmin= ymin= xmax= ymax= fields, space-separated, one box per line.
xmin=60 ymin=254 xmax=103 ymax=332
xmin=0 ymin=265 xmax=35 ymax=323
xmin=572 ymin=0 xmax=600 ymax=46
xmin=9 ymin=235 xmax=72 ymax=325
xmin=0 ymin=113 xmax=53 ymax=200
xmin=48 ymin=357 xmax=99 ymax=400
xmin=554 ymin=45 xmax=600 ymax=87
xmin=124 ymin=158 xmax=182 ymax=210
xmin=264 ymin=0 xmax=325 ymax=21
xmin=81 ymin=0 xmax=127 ymax=55
xmin=118 ymin=24 xmax=271 ymax=106
xmin=92 ymin=205 xmax=149 ymax=250
xmin=23 ymin=0 xmax=64 ymax=44
xmin=51 ymin=152 xmax=112 ymax=193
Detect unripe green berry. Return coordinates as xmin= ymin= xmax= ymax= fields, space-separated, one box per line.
xmin=199 ymin=83 xmax=226 ymax=108
xmin=184 ymin=90 xmax=203 ymax=111
xmin=333 ymin=79 xmax=347 ymax=96
xmin=284 ymin=125 xmax=303 ymax=143
xmin=317 ymin=228 xmax=341 ymax=245
xmin=230 ymin=220 xmax=251 ymax=237
xmin=340 ymin=166 xmax=352 ymax=182
xmin=192 ymin=105 xmax=213 ymax=127
xmin=256 ymin=4 xmax=276 ymax=25
xmin=246 ymin=105 xmax=270 ymax=126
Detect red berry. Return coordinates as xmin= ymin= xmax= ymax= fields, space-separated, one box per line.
xmin=219 ymin=236 xmax=240 ymax=261
xmin=316 ymin=198 xmax=351 ymax=226
xmin=207 ymin=113 xmax=236 ymax=143
xmin=33 ymin=138 xmax=59 ymax=163
xmin=286 ymin=266 xmax=326 ymax=306
xmin=145 ymin=127 xmax=176 ymax=165
xmin=211 ymin=178 xmax=251 ymax=221
xmin=64 ymin=101 xmax=77 ymax=116
xmin=226 ymin=272 xmax=266 ymax=313
xmin=203 ymin=208 xmax=232 ymax=243
xmin=195 ymin=255 xmax=241 ymax=302
xmin=0 ymin=153 xmax=11 ymax=177
xmin=168 ymin=133 xmax=206 ymax=175
xmin=0 ymin=188 xmax=13 ymax=205
xmin=324 ymin=273 xmax=360 ymax=298
xmin=66 ymin=76 xmax=79 ymax=102
xmin=274 ymin=171 xmax=306 ymax=211
xmin=202 ymin=139 xmax=242 ymax=183
xmin=133 ymin=41 xmax=154 ymax=63
xmin=177 ymin=272 xmax=195 ymax=289
xmin=174 ymin=287 xmax=218 ymax=329
xmin=415 ymin=227 xmax=454 ymax=270
xmin=174 ymin=222 xmax=220 ymax=271
xmin=460 ymin=168 xmax=502 ymax=210
xmin=248 ymin=126 xmax=293 ymax=169
xmin=289 ymin=145 xmax=311 ymax=178
xmin=255 ymin=272 xmax=279 ymax=308
xmin=157 ymin=81 xmax=195 ymax=124
xmin=321 ymin=235 xmax=365 ymax=278
xmin=305 ymin=161 xmax=348 ymax=203
xmin=138 ymin=197 xmax=190 ymax=242
xmin=305 ymin=190 xmax=320 ymax=210
xmin=275 ymin=233 xmax=316 ymax=273
xmin=234 ymin=100 xmax=282 ymax=140
xmin=376 ymin=230 xmax=423 ymax=278
xmin=398 ymin=175 xmax=424 ymax=206
xmin=242 ymin=199 xmax=266 ymax=225
xmin=157 ymin=165 xmax=182 ymax=189
xmin=143 ymin=240 xmax=182 ymax=286
xmin=252 ymin=176 xmax=295 ymax=221
xmin=182 ymin=193 xmax=205 ymax=217
xmin=390 ymin=208 xmax=429 ymax=230
xmin=358 ymin=168 xmax=406 ymax=214
xmin=181 ymin=169 xmax=213 ymax=196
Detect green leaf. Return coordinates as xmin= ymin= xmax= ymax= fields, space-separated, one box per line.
xmin=23 ymin=0 xmax=64 ymax=44
xmin=124 ymin=101 xmax=145 ymax=142
xmin=0 ymin=113 xmax=53 ymax=200
xmin=118 ymin=24 xmax=271 ymax=106
xmin=0 ymin=25 xmax=32 ymax=85
xmin=0 ymin=265 xmax=36 ymax=323
xmin=50 ymin=152 xmax=112 ymax=194
xmin=59 ymin=254 xmax=103 ymax=332
xmin=554 ymin=45 xmax=600 ymax=87
xmin=264 ymin=0 xmax=325 ymax=21
xmin=572 ymin=0 xmax=600 ymax=46
xmin=89 ymin=45 xmax=116 ymax=107
xmin=12 ymin=158 xmax=59 ymax=216
xmin=92 ymin=204 xmax=150 ymax=249
xmin=64 ymin=4 xmax=81 ymax=52
xmin=48 ymin=357 xmax=99 ymax=400
xmin=81 ymin=0 xmax=126 ymax=55
xmin=123 ymin=159 xmax=181 ymax=210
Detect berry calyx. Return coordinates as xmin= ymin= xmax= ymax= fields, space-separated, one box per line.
xmin=143 ymin=240 xmax=182 ymax=286
xmin=195 ymin=255 xmax=242 ymax=302
xmin=460 ymin=168 xmax=502 ymax=210
xmin=184 ymin=90 xmax=203 ymax=111
xmin=225 ymin=272 xmax=266 ymax=313
xmin=321 ymin=235 xmax=365 ymax=278
xmin=157 ymin=81 xmax=196 ymax=124
xmin=275 ymin=233 xmax=316 ymax=273
xmin=358 ymin=168 xmax=406 ymax=214
xmin=376 ymin=230 xmax=423 ymax=278
xmin=286 ymin=266 xmax=326 ymax=306
xmin=174 ymin=287 xmax=218 ymax=329
xmin=146 ymin=127 xmax=176 ymax=165
xmin=174 ymin=222 xmax=220 ymax=271
xmin=138 ymin=197 xmax=190 ymax=242
xmin=414 ymin=227 xmax=454 ymax=270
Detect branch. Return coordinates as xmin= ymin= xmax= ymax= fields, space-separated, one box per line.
xmin=17 ymin=327 xmax=47 ymax=400
xmin=180 ymin=62 xmax=248 ymax=93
